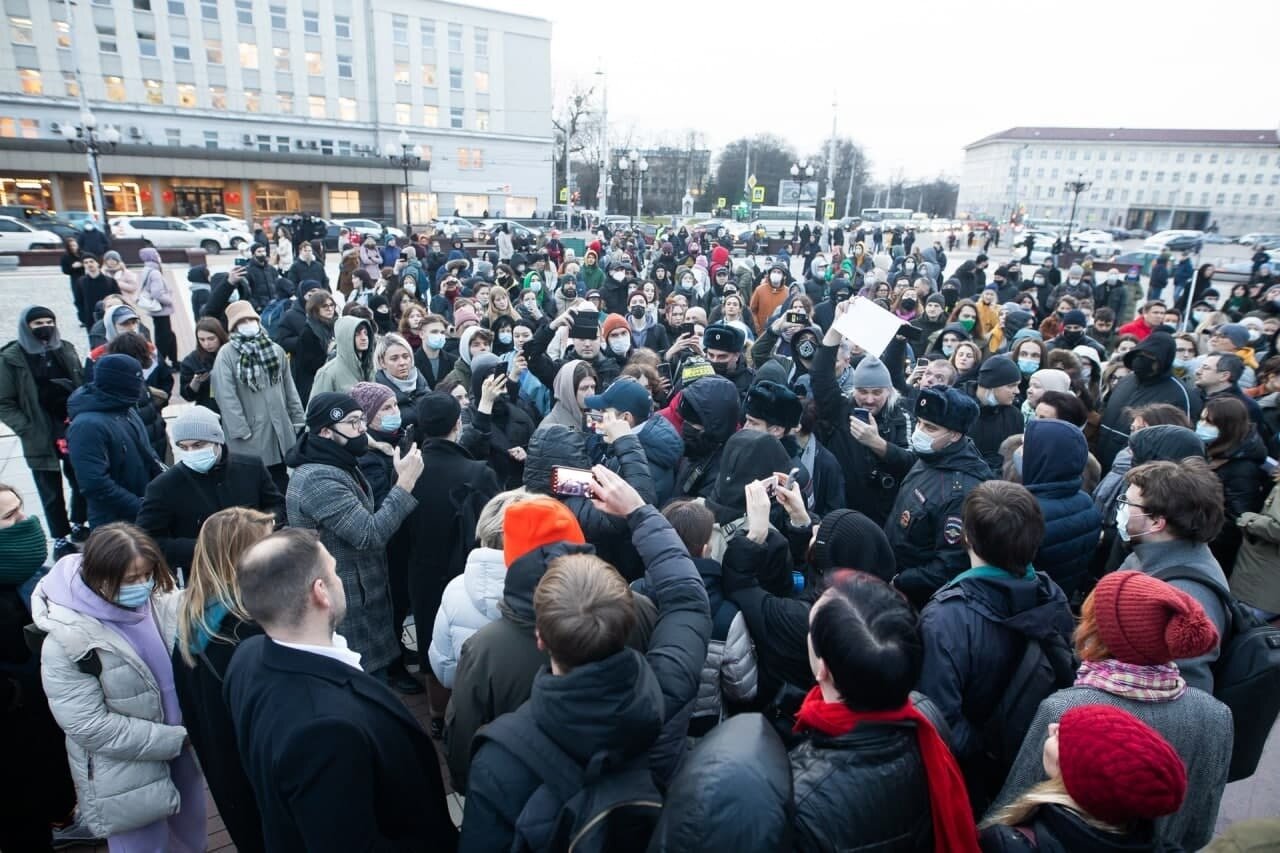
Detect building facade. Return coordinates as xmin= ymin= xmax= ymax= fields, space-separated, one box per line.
xmin=0 ymin=0 xmax=553 ymax=227
xmin=605 ymin=146 xmax=710 ymax=216
xmin=958 ymin=127 xmax=1280 ymax=235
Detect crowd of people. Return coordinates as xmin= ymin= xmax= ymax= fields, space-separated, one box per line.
xmin=1 ymin=222 xmax=1279 ymax=852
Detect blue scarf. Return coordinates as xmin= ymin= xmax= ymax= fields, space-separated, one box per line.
xmin=946 ymin=564 xmax=1036 ymax=588
xmin=188 ymin=599 xmax=231 ymax=656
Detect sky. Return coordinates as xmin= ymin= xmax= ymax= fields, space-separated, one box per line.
xmin=476 ymin=0 xmax=1279 ymax=183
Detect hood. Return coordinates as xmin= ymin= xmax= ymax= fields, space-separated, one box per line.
xmin=67 ymin=382 xmax=134 ymax=417
xmin=332 ymin=314 xmax=373 ymax=377
xmin=551 ymin=359 xmax=586 ymax=422
xmin=462 ymin=547 xmax=507 ymax=623
xmin=1022 ymin=419 xmax=1087 ymax=489
xmin=713 ymin=431 xmax=792 ymax=515
xmin=523 ymin=424 xmax=590 ymax=494
xmin=811 ymin=509 xmax=896 ymax=581
xmin=938 ymin=322 xmax=972 ymax=342
xmin=921 ymin=246 xmax=938 ymax=264
xmin=447 ymin=248 xmax=467 ymax=263
xmin=1122 ymin=331 xmax=1175 ymax=381
xmin=102 ymin=303 xmax=137 ymax=342
xmin=954 ymin=570 xmax=1074 ymax=641
xmin=1227 ymin=428 xmax=1268 ymax=464
xmin=468 ymin=356 xmax=506 ymax=406
xmin=637 ymin=414 xmax=684 ymax=468
xmin=1129 ymin=424 xmax=1205 ymax=466
xmin=680 ymin=376 xmax=741 ymax=442
xmin=501 ymin=540 xmax=596 ymax=624
xmin=32 ymin=554 xmax=151 ymax=635
xmin=16 ymin=306 xmax=61 ymax=354
xmin=711 ymin=245 xmax=730 ymax=267
xmin=296 ymin=278 xmax=328 ymax=300
xmin=457 ymin=326 xmax=482 ymax=366
xmin=530 ymin=647 xmax=664 ymax=764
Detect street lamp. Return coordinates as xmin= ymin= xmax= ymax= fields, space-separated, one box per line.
xmin=618 ymin=149 xmax=648 ymax=229
xmin=1063 ymin=172 xmax=1092 ymax=252
xmin=384 ymin=130 xmax=426 ymax=235
xmin=61 ymin=109 xmax=120 ymax=224
xmin=790 ymin=161 xmax=815 ymax=234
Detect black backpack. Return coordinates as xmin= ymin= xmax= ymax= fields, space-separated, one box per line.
xmin=1154 ymin=569 xmax=1280 ymax=782
xmin=476 ymin=711 xmax=663 ymax=853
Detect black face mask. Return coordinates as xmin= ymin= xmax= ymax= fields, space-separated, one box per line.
xmin=681 ymin=423 xmax=716 ymax=457
xmin=629 ymin=305 xmax=646 ymax=320
xmin=711 ymin=361 xmax=730 ymax=376
xmin=1061 ymin=330 xmax=1083 ymax=347
xmin=32 ymin=326 xmax=56 ymax=342
xmin=1130 ymin=355 xmax=1159 ymax=381
xmin=900 ymin=298 xmax=916 ymax=311
xmin=338 ymin=432 xmax=369 ymax=457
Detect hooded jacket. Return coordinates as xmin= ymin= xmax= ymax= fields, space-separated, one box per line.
xmin=271 ymin=278 xmax=329 ymax=355
xmin=1207 ymin=428 xmax=1269 ymax=572
xmin=66 ymin=383 xmax=163 ymax=526
xmin=637 ymin=413 xmax=684 ymax=507
xmin=309 ymin=315 xmax=375 ymax=400
xmin=0 ymin=307 xmax=84 ymax=471
xmin=1097 ymin=333 xmax=1203 ymax=472
xmin=964 ymin=380 xmax=1027 ymax=477
xmin=538 ymin=359 xmax=587 ymax=431
xmin=428 ymin=546 xmax=506 ymax=689
xmin=1022 ymin=420 xmax=1103 ymax=598
xmin=674 ymin=376 xmax=742 ymax=500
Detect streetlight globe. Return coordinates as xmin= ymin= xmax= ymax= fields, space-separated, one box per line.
xmin=80 ymin=110 xmax=96 ymax=129
xmin=638 ymin=160 xmax=648 ymax=172
xmin=102 ymin=125 xmax=121 ymax=145
xmin=790 ymin=165 xmax=799 ymax=177
xmin=383 ymin=142 xmax=398 ymax=158
xmin=412 ymin=145 xmax=423 ymax=159
xmin=397 ymin=130 xmax=410 ymax=147
xmin=628 ymin=149 xmax=639 ymax=161
xmin=60 ymin=122 xmax=77 ymax=141
xmin=618 ymin=156 xmax=629 ymax=171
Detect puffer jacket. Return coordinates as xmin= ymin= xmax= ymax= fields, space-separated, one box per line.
xmin=1023 ymin=419 xmax=1103 ymax=598
xmin=637 ymin=413 xmax=685 ymax=507
xmin=31 ymin=557 xmax=186 ymax=838
xmin=428 ymin=547 xmax=505 ymax=689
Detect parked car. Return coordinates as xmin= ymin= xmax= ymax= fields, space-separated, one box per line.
xmin=1110 ymin=250 xmax=1164 ymax=276
xmin=478 ymin=219 xmax=543 ymax=245
xmin=1143 ymin=230 xmax=1204 ymax=253
xmin=431 ymin=216 xmax=479 ymax=240
xmin=0 ymin=215 xmax=62 ymax=251
xmin=1072 ymin=230 xmax=1122 ymax=259
xmin=193 ymin=213 xmax=251 ymax=232
xmin=0 ymin=206 xmax=79 ymax=240
xmin=335 ymin=218 xmax=404 ymax=241
xmin=61 ymin=210 xmax=101 ymax=229
xmin=111 ymin=216 xmax=219 ymax=251
xmin=1237 ymin=232 xmax=1280 ymax=246
xmin=187 ymin=219 xmax=250 ymax=252
xmin=1213 ymin=260 xmax=1256 ymax=290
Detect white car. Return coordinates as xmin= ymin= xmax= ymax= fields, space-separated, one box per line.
xmin=193 ymin=213 xmax=250 ymax=232
xmin=187 ymin=219 xmax=250 ymax=252
xmin=431 ymin=216 xmax=480 ymax=240
xmin=1238 ymin=232 xmax=1280 ymax=246
xmin=1071 ymin=230 xmax=1121 ymax=258
xmin=1143 ymin=230 xmax=1204 ymax=252
xmin=112 ymin=216 xmax=219 ymax=251
xmin=0 ymin=215 xmax=62 ymax=251
xmin=336 ymin=218 xmax=404 ymax=240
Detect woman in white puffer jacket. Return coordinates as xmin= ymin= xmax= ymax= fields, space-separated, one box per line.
xmin=429 ymin=489 xmax=527 ymax=688
xmin=32 ymin=523 xmax=206 ymax=852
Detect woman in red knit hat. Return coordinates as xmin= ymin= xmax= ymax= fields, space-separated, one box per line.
xmin=981 ymin=704 xmax=1187 ymax=851
xmin=988 ymin=571 xmax=1230 ymax=851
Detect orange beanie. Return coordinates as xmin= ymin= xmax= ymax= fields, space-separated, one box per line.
xmin=502 ymin=497 xmax=586 ymax=567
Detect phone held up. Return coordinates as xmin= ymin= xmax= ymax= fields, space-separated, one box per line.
xmin=551 ymin=466 xmax=595 ymax=498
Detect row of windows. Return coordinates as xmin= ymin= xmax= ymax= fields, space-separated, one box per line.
xmin=392 ymin=103 xmax=486 ymax=130
xmin=1019 ymin=166 xmax=1280 ymax=186
xmin=391 ymin=14 xmax=486 ymax=56
xmin=1024 ymin=182 xmax=1276 ymax=208
xmin=1018 ymin=146 xmax=1271 ymax=167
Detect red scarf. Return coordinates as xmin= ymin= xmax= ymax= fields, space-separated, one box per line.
xmin=794 ymin=686 xmax=979 ymax=853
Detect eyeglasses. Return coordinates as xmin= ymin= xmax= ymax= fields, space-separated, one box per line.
xmin=337 ymin=415 xmax=367 ymax=428
xmin=1116 ymin=497 xmax=1147 ymax=512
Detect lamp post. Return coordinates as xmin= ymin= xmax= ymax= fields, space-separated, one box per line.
xmin=790 ymin=161 xmax=814 ymax=234
xmin=384 ymin=130 xmax=425 ymax=235
xmin=1063 ymin=172 xmax=1091 ymax=251
xmin=60 ymin=110 xmax=120 ymax=224
xmin=618 ymin=149 xmax=648 ymax=229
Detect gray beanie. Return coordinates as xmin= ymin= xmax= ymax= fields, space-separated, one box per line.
xmin=103 ymin=250 xmax=123 ymax=264
xmin=1068 ymin=263 xmax=1084 ymax=277
xmin=170 ymin=405 xmax=225 ymax=445
xmin=851 ymin=355 xmax=891 ymax=389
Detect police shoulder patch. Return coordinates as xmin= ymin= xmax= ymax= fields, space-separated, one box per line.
xmin=942 ymin=515 xmax=964 ymax=545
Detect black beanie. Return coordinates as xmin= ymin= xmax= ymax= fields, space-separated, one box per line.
xmin=26 ymin=305 xmax=55 ymax=324
xmin=812 ymin=509 xmax=897 ymax=583
xmin=415 ymin=391 xmax=461 ymax=440
xmin=306 ymin=392 xmax=360 ymax=432
xmin=978 ymin=355 xmax=1022 ymax=388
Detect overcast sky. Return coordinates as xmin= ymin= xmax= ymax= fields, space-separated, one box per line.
xmin=479 ymin=0 xmax=1279 ymax=183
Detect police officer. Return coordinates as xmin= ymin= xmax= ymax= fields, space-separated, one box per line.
xmin=886 ymin=386 xmax=992 ymax=609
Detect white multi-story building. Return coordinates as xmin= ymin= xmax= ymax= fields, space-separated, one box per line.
xmin=0 ymin=0 xmax=552 ymax=227
xmin=958 ymin=127 xmax=1280 ymax=235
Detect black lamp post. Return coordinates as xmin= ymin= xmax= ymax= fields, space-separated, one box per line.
xmin=384 ymin=130 xmax=425 ymax=235
xmin=1063 ymin=172 xmax=1092 ymax=251
xmin=790 ymin=161 xmax=814 ymax=233
xmin=60 ymin=109 xmax=120 ymax=224
xmin=618 ymin=149 xmax=648 ymax=228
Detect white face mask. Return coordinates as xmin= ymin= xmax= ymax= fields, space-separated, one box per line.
xmin=1116 ymin=501 xmax=1146 ymax=543
xmin=237 ymin=321 xmax=260 ymax=338
xmin=909 ymin=427 xmax=935 ymax=454
xmin=403 ymin=282 xmax=416 ymax=294
xmin=609 ymin=336 xmax=630 ymax=356
xmin=610 ymin=270 xmax=626 ymax=282
xmin=769 ymin=272 xmax=783 ymax=285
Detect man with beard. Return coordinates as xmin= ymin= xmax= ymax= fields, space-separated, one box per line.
xmin=244 ymin=242 xmax=282 ymax=309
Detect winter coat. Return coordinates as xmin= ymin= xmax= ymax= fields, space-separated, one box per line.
xmin=243 ymin=260 xmax=279 ymax=309
xmin=0 ymin=330 xmax=83 ymax=471
xmin=211 ymin=338 xmax=305 ymax=467
xmin=637 ymin=414 xmax=685 ymax=507
xmin=310 ymin=315 xmax=375 ymax=400
xmin=979 ymin=804 xmax=1163 ymax=852
xmin=178 ymin=348 xmax=219 ymax=412
xmin=990 ymin=684 xmax=1231 ymax=852
xmin=66 ymin=384 xmax=164 ymax=527
xmin=1097 ymin=333 xmax=1202 ymax=472
xmin=456 ymin=396 xmax=536 ymax=490
xmin=428 ymin=547 xmax=506 ymax=689
xmin=286 ymin=257 xmax=329 ymax=291
xmin=285 ymin=435 xmax=418 ymax=673
xmin=1233 ymin=476 xmax=1280 ymax=613
xmin=674 ymin=376 xmax=743 ymax=500
xmin=686 ymin=557 xmax=756 ymax=730
xmin=1207 ymin=430 xmax=1269 ymax=572
xmin=376 ymin=369 xmax=430 ymax=437
xmin=73 ymin=272 xmax=118 ymax=329
xmin=136 ymin=452 xmax=285 ymax=573
xmin=137 ymin=263 xmax=175 ymax=317
xmin=31 ymin=559 xmax=186 ymax=839
xmin=1022 ymin=420 xmax=1103 ymax=598
xmin=965 ymin=384 xmax=1026 ymax=477
xmin=886 ymin=438 xmax=993 ymax=607
xmin=416 ymin=346 xmax=457 ymax=390
xmin=289 ymin=318 xmax=333 ymax=404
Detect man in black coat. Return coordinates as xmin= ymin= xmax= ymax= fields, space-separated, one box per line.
xmin=954 ymin=254 xmax=989 ymax=300
xmin=286 ymin=241 xmax=329 ymax=293
xmin=1096 ymin=332 xmax=1202 ymax=472
xmin=270 ymin=278 xmax=329 ymax=357
xmin=225 ymin=528 xmax=458 ymax=852
xmin=243 ymin=243 xmax=281 ymax=308
xmin=523 ymin=305 xmax=620 ymax=391
xmin=136 ymin=406 xmax=284 ymax=572
xmin=963 ymin=355 xmax=1027 ymax=476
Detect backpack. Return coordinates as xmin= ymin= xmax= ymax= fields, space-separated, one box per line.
xmin=476 ymin=711 xmax=663 ymax=853
xmin=1153 ymin=569 xmax=1280 ymax=782
xmin=259 ymin=297 xmax=290 ymax=337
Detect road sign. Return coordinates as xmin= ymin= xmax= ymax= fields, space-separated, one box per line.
xmin=716 ymin=196 xmax=727 ymax=209
xmin=824 ymin=200 xmax=835 ymax=219
xmin=558 ymin=187 xmax=568 ymax=203
xmin=747 ymin=175 xmax=757 ymax=189
xmin=778 ymin=180 xmax=819 ymax=205
xmin=751 ymin=186 xmax=765 ymax=204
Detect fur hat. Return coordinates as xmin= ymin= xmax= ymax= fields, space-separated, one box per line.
xmin=744 ymin=380 xmax=802 ymax=429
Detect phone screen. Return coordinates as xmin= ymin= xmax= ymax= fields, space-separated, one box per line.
xmin=551 ymin=466 xmax=595 ymax=497
xmin=680 ymin=322 xmax=697 ymax=337
xmin=853 ymin=407 xmax=871 ymax=424
xmin=916 ymin=358 xmax=930 ymax=369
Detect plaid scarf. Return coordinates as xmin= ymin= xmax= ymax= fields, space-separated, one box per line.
xmin=1075 ymin=659 xmax=1187 ymax=702
xmin=229 ymin=331 xmax=282 ymax=392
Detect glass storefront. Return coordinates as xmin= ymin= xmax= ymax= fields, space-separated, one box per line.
xmin=84 ymin=181 xmax=144 ymax=215
xmin=171 ymin=185 xmax=227 ymax=217
xmin=0 ymin=178 xmax=52 ymax=209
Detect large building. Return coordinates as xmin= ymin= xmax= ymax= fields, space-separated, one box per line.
xmin=0 ymin=0 xmax=553 ymax=227
xmin=605 ymin=146 xmax=710 ymax=216
xmin=957 ymin=127 xmax=1280 ymax=235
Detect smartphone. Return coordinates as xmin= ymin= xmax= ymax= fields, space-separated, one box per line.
xmin=679 ymin=322 xmax=697 ymax=337
xmin=916 ymin=357 xmax=930 ymax=369
xmin=586 ymin=411 xmax=604 ymax=433
xmin=785 ymin=311 xmax=808 ymax=325
xmin=766 ymin=468 xmax=798 ymax=497
xmin=234 ymin=257 xmax=249 ymax=267
xmin=550 ymin=466 xmax=595 ymax=498
xmin=656 ymin=362 xmax=672 ymax=383
xmin=853 ymin=407 xmax=871 ymax=424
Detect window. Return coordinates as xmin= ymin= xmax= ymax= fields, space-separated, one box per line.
xmin=1273 ymin=175 xmax=1280 ymax=186
xmin=273 ymin=46 xmax=289 ymax=70
xmin=276 ymin=136 xmax=288 ymax=152
xmin=1226 ymin=153 xmax=1235 ymax=164
xmin=1171 ymin=171 xmax=1180 ymax=182
xmin=1267 ymin=195 xmax=1276 ymax=208
xmin=395 ymin=103 xmax=411 ymax=125
xmin=319 ymin=139 xmax=333 ymax=155
xmin=1105 ymin=189 xmax=1114 ymax=200
xmin=450 ymin=106 xmax=463 ymax=129
xmin=166 ymin=128 xmax=182 ymax=146
xmin=244 ymin=89 xmax=260 ymax=111
xmin=16 ymin=118 xmax=37 ymax=139
xmin=144 ymin=78 xmax=164 ymax=103
xmin=138 ymin=31 xmax=158 ymax=57
xmin=1193 ymin=153 xmax=1202 ymax=163
xmin=305 ymin=51 xmax=322 ymax=75
xmin=269 ymin=4 xmax=285 ymax=28
xmin=1209 ymin=153 xmax=1218 ymax=164
xmin=422 ymin=64 xmax=437 ymax=86
xmin=173 ymin=41 xmax=191 ymax=61
xmin=303 ymin=9 xmax=318 ymax=34
xmin=449 ymin=67 xmax=462 ymax=89
xmin=98 ymin=25 xmax=118 ymax=53
xmin=420 ymin=19 xmax=435 ymax=47
xmin=1155 ymin=171 xmax=1164 ymax=183
xmin=1216 ymin=193 xmax=1225 ymax=205
xmin=1255 ymin=173 xmax=1265 ymax=184
xmin=457 ymin=147 xmax=483 ymax=169
xmin=239 ymin=42 xmax=258 ymax=68
xmin=9 ymin=16 xmax=33 ymax=44
xmin=392 ymin=14 xmax=407 ymax=44
xmin=1188 ymin=172 xmax=1197 ymax=183
xmin=1261 ymin=155 xmax=1269 ymax=166
xmin=277 ymin=92 xmax=293 ymax=112
xmin=1237 ymin=173 xmax=1247 ymax=185
xmin=475 ymin=110 xmax=488 ymax=131
xmin=474 ymin=27 xmax=487 ymax=56
xmin=205 ymin=38 xmax=222 ymax=63
xmin=210 ymin=85 xmax=226 ymax=109
xmin=235 ymin=0 xmax=251 ymax=25
xmin=1176 ymin=152 xmax=1185 ymax=163
xmin=339 ymin=97 xmax=356 ymax=120
xmin=1249 ymin=194 xmax=1259 ymax=206
xmin=1139 ymin=170 xmax=1148 ymax=181
xmin=1109 ymin=170 xmax=1118 ymax=180
xmin=1083 ymin=151 xmax=1092 ymax=160
xmin=448 ymin=22 xmax=461 ymax=51
xmin=134 ymin=0 xmax=152 ymax=10
xmin=423 ymin=105 xmax=438 ymax=127
xmin=168 ymin=0 xmax=184 ymax=14
xmin=17 ymin=69 xmax=41 ymax=95
xmin=335 ymin=15 xmax=350 ymax=38
xmin=330 ymin=190 xmax=360 ymax=213
xmin=105 ymin=75 xmax=126 ymax=101
xmin=255 ymin=134 xmax=270 ymax=152
xmin=1124 ymin=169 xmax=1133 ymax=180
xmin=338 ymin=140 xmax=351 ymax=156
xmin=1200 ymin=192 xmax=1208 ymax=205
xmin=474 ymin=70 xmax=488 ymax=93
xmin=308 ymin=95 xmax=326 ymax=118
xmin=63 ymin=71 xmax=79 ymax=97
xmin=1054 ymin=149 xmax=1062 ymax=160
xmin=201 ymin=0 xmax=216 ymax=20
xmin=1128 ymin=151 xmax=1137 ymax=161
xmin=1205 ymin=173 xmax=1214 ymax=184
xmin=177 ymin=83 xmax=196 ymax=107
xmin=55 ymin=20 xmax=71 ymax=47
xmin=204 ymin=130 xmax=218 ymax=149
xmin=395 ymin=62 xmax=410 ymax=84
xmin=1135 ymin=190 xmax=1144 ymax=202
xmin=337 ymin=55 xmax=352 ymax=78
xmin=1232 ymin=193 xmax=1242 ymax=205
xmin=1068 ymin=150 xmax=1076 ymax=160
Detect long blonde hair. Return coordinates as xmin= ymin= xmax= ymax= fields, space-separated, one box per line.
xmin=176 ymin=506 xmax=276 ymax=667
xmin=983 ymin=777 xmax=1125 ymax=835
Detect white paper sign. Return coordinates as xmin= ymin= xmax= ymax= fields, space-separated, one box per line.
xmin=831 ymin=296 xmax=904 ymax=358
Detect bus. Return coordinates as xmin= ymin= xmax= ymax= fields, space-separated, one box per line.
xmin=751 ymin=204 xmax=818 ymax=238
xmin=860 ymin=207 xmax=914 ymax=225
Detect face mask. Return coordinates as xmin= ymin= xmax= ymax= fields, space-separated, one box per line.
xmin=425 ymin=332 xmax=446 ymax=350
xmin=1195 ymin=422 xmax=1219 ymax=443
xmin=1017 ymin=358 xmax=1039 ymax=375
xmin=498 ymin=331 xmax=513 ymax=346
xmin=380 ymin=412 xmax=402 ymax=433
xmin=910 ymin=427 xmax=936 ymax=454
xmin=942 ymin=344 xmax=956 ymax=358
xmin=629 ymin=305 xmax=646 ymax=320
xmin=178 ymin=446 xmax=219 ymax=473
xmin=609 ymin=336 xmax=630 ymax=356
xmin=1061 ymin=330 xmax=1083 ymax=346
xmin=1130 ymin=356 xmax=1158 ymax=381
xmin=1192 ymin=311 xmax=1207 ymax=324
xmin=681 ymin=423 xmax=715 ymax=457
xmin=959 ymin=317 xmax=976 ymax=332
xmin=769 ymin=272 xmax=783 ymax=285
xmin=1033 ymin=276 xmax=1045 ymax=286
xmin=1068 ymin=278 xmax=1080 ymax=286
xmin=338 ymin=432 xmax=369 ymax=457
xmin=900 ymin=298 xmax=916 ymax=311
xmin=32 ymin=325 xmax=56 ymax=342
xmin=680 ymin=279 xmax=695 ymax=290
xmin=610 ymin=270 xmax=626 ymax=282
xmin=403 ymin=282 xmax=416 ymax=294
xmin=1172 ymin=358 xmax=1190 ymax=371
xmin=523 ymin=300 xmax=538 ymax=312
xmin=0 ymin=516 xmax=48 ymax=584
xmin=1107 ymin=274 xmax=1119 ymax=283
xmin=1115 ymin=501 xmax=1155 ymax=544
xmin=529 ymin=280 xmax=543 ymax=293
xmin=1080 ymin=365 xmax=1093 ymax=381
xmin=114 ymin=577 xmax=155 ymax=609
xmin=237 ymin=321 xmax=260 ymax=338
